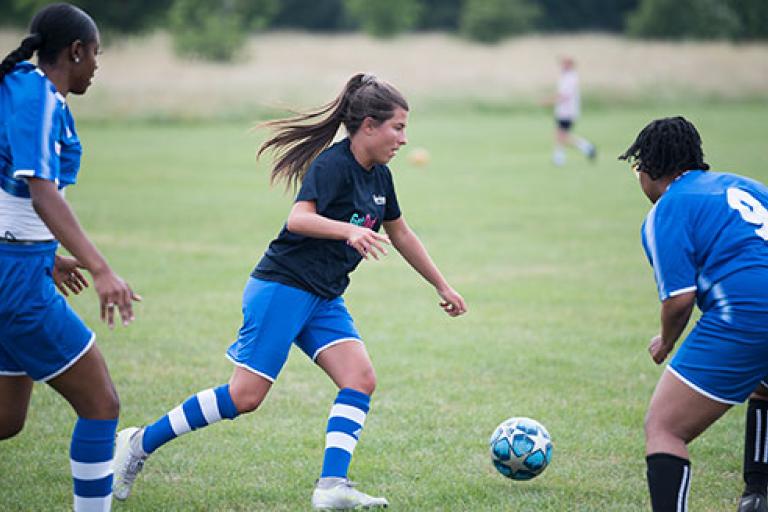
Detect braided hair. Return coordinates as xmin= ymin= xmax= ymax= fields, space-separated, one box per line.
xmin=258 ymin=73 xmax=409 ymax=190
xmin=0 ymin=3 xmax=97 ymax=82
xmin=619 ymin=116 xmax=709 ymax=180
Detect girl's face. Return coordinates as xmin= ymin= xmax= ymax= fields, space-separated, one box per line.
xmin=365 ymin=107 xmax=408 ymax=165
xmin=70 ymin=34 xmax=100 ymax=95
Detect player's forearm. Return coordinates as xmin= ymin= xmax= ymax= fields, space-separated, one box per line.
xmin=659 ymin=292 xmax=696 ymax=346
xmin=391 ymin=229 xmax=450 ymax=292
xmin=28 ymin=178 xmax=109 ymax=275
xmin=286 ymin=210 xmax=353 ymax=241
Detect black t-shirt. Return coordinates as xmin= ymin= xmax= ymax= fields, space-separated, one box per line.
xmin=253 ymin=138 xmax=402 ymax=298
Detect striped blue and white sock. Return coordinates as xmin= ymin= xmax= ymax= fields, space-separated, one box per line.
xmin=70 ymin=417 xmax=118 ymax=512
xmin=320 ymin=388 xmax=370 ymax=479
xmin=141 ymin=384 xmax=238 ymax=454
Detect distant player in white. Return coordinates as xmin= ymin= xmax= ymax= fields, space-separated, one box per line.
xmin=545 ymin=57 xmax=596 ymax=166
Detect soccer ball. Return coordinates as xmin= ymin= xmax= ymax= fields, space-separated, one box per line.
xmin=489 ymin=417 xmax=552 ymax=480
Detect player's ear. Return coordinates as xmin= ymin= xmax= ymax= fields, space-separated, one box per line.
xmin=69 ymin=39 xmax=83 ymax=64
xmin=361 ymin=116 xmax=379 ymax=135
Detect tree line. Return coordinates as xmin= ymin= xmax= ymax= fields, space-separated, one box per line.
xmin=2 ymin=0 xmax=766 ymax=61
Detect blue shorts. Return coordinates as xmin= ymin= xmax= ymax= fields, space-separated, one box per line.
xmin=0 ymin=241 xmax=94 ymax=381
xmin=225 ymin=278 xmax=362 ymax=382
xmin=669 ymin=271 xmax=768 ymax=404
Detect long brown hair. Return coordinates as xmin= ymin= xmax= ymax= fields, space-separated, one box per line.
xmin=258 ymin=73 xmax=409 ymax=190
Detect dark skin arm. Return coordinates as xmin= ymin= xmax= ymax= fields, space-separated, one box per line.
xmin=28 ymin=177 xmax=139 ymax=328
xmin=648 ymin=291 xmax=696 ymax=364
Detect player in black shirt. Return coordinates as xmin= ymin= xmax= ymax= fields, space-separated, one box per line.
xmin=113 ymin=73 xmax=466 ymax=510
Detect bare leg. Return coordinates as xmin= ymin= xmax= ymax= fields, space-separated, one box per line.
xmin=645 ymin=369 xmax=731 ymax=457
xmin=310 ymin=340 xmax=387 ymax=507
xmin=47 ymin=344 xmax=119 ymax=419
xmin=316 ymin=340 xmax=376 ymax=395
xmin=0 ymin=375 xmax=33 ymax=439
xmin=645 ymin=369 xmax=731 ymax=511
xmin=228 ymin=366 xmax=273 ymax=413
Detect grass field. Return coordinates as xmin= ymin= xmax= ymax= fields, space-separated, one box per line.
xmin=1 ymin=101 xmax=767 ymax=511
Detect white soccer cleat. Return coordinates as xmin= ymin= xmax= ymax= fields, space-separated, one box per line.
xmin=112 ymin=427 xmax=147 ymax=501
xmin=311 ymin=478 xmax=389 ymax=510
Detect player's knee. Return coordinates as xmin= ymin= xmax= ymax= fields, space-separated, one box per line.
xmin=348 ymin=366 xmax=377 ymax=396
xmin=231 ymin=388 xmax=266 ymax=414
xmin=75 ymin=387 xmax=120 ymax=420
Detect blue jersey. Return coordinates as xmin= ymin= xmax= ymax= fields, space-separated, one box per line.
xmin=0 ymin=62 xmax=82 ymax=196
xmin=254 ymin=138 xmax=401 ymax=298
xmin=641 ymin=170 xmax=768 ymax=309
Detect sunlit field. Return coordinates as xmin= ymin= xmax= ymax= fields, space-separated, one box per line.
xmin=1 ymin=98 xmax=766 ymax=510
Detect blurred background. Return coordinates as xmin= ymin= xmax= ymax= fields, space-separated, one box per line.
xmin=1 ymin=0 xmax=766 ymax=121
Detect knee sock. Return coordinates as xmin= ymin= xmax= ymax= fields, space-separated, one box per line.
xmin=141 ymin=384 xmax=238 ymax=454
xmin=320 ymin=388 xmax=370 ymax=479
xmin=70 ymin=417 xmax=118 ymax=512
xmin=647 ymin=453 xmax=691 ymax=512
xmin=574 ymin=136 xmax=595 ymax=155
xmin=744 ymin=398 xmax=768 ymax=495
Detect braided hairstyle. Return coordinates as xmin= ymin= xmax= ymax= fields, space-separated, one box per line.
xmin=258 ymin=73 xmax=409 ymax=190
xmin=619 ymin=116 xmax=709 ymax=180
xmin=0 ymin=3 xmax=98 ymax=82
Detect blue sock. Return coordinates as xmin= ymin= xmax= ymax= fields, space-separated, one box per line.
xmin=142 ymin=384 xmax=238 ymax=454
xmin=70 ymin=417 xmax=118 ymax=512
xmin=321 ymin=388 xmax=370 ymax=479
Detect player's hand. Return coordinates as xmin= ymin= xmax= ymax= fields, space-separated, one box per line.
xmin=438 ymin=286 xmax=467 ymax=317
xmin=53 ymin=255 xmax=89 ymax=296
xmin=648 ymin=334 xmax=673 ymax=364
xmin=347 ymin=226 xmax=390 ymax=260
xmin=92 ymin=268 xmax=142 ymax=329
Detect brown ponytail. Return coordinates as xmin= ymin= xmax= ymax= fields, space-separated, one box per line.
xmin=258 ymin=73 xmax=409 ymax=190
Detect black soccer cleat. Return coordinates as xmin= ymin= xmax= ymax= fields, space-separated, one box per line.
xmin=739 ymin=492 xmax=768 ymax=512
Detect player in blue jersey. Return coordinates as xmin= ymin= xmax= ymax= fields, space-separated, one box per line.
xmin=113 ymin=73 xmax=467 ymax=509
xmin=0 ymin=4 xmax=139 ymax=512
xmin=620 ymin=116 xmax=768 ymax=512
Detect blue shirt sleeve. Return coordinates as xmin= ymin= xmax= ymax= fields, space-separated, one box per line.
xmin=296 ymin=159 xmax=346 ymax=213
xmin=8 ymin=77 xmax=62 ymax=184
xmin=642 ymin=199 xmax=697 ymax=301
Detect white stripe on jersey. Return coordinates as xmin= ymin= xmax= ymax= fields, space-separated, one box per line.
xmin=644 ymin=205 xmax=665 ymax=297
xmin=40 ymin=87 xmax=57 ymax=180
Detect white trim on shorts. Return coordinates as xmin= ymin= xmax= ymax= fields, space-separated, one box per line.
xmin=311 ymin=337 xmax=363 ymax=362
xmin=40 ymin=333 xmax=95 ymax=382
xmin=667 ymin=366 xmax=740 ymax=405
xmin=224 ymin=353 xmax=276 ymax=383
xmin=0 ymin=370 xmax=27 ymax=377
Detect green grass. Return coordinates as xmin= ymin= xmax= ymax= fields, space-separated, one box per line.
xmin=2 ymin=102 xmax=767 ymax=511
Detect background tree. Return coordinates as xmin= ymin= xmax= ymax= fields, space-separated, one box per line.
xmin=168 ymin=0 xmax=277 ymax=61
xmin=460 ymin=0 xmax=541 ymax=44
xmin=10 ymin=0 xmax=174 ymax=33
xmin=729 ymin=0 xmax=768 ymax=40
xmin=344 ymin=0 xmax=422 ymax=38
xmin=626 ymin=0 xmax=741 ymax=40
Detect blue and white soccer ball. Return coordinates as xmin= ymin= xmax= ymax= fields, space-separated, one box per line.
xmin=489 ymin=417 xmax=553 ymax=480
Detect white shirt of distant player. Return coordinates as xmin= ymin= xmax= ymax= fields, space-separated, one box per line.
xmin=555 ymin=69 xmax=580 ymax=120
xmin=0 ymin=185 xmax=62 ymax=240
